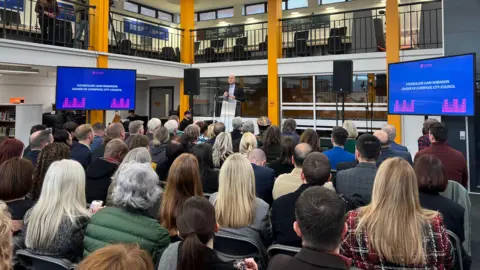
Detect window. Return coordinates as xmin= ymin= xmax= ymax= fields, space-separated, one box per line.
xmin=140 ymin=6 xmax=156 ymax=18
xmin=245 ymin=3 xmax=266 ymax=15
xmin=217 ymin=8 xmax=234 ymax=19
xmin=282 ymin=1 xmax=286 ymax=10
xmin=194 ymin=13 xmax=198 ymax=21
xmin=124 ymin=1 xmax=138 ymax=13
xmin=158 ymin=10 xmax=173 ymax=22
xmin=199 ymin=11 xmax=216 ymax=21
xmin=287 ymin=0 xmax=308 ymax=9
xmin=319 ymin=0 xmax=347 ymax=4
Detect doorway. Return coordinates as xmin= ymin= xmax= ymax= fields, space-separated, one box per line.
xmin=149 ymin=87 xmax=174 ymax=119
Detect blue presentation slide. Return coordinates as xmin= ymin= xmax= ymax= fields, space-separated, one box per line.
xmin=56 ymin=67 xmax=136 ymax=110
xmin=388 ymin=54 xmax=475 ymax=116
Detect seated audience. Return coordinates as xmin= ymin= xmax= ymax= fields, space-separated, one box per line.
xmin=212 ymin=132 xmax=233 ymax=168
xmin=231 ymin=117 xmax=243 ymax=142
xmin=206 ymin=124 xmax=215 ymax=140
xmin=207 ymin=122 xmax=226 ymax=145
xmin=239 ymin=132 xmax=257 ymax=156
xmin=418 ymin=118 xmax=438 ymax=151
xmin=271 ymin=152 xmax=333 ymax=247
xmin=382 ymin=124 xmax=408 ymax=152
xmin=248 ymin=149 xmax=276 ymax=205
xmin=209 ymin=154 xmax=271 ymax=250
xmin=71 ymin=124 xmax=94 ymax=169
xmin=268 ymin=187 xmax=347 ymax=270
xmin=374 ymin=130 xmax=412 ymax=166
xmin=299 ymin=129 xmax=321 ymax=152
xmin=323 ymin=127 xmax=355 ymax=170
xmin=146 ymin=118 xmax=162 ymax=142
xmin=160 ymin=154 xmax=203 ymax=241
xmin=126 ymin=120 xmax=145 ymax=140
xmin=268 ymin=136 xmax=296 ymax=177
xmin=168 ymin=115 xmax=180 ymax=124
xmin=24 ymin=160 xmax=90 ymax=262
xmin=0 ymin=158 xmax=34 ymax=233
xmin=92 ymin=123 xmax=126 ymax=161
xmin=85 ymin=139 xmax=129 ymax=203
xmin=178 ymin=110 xmax=193 ymax=131
xmin=336 ymin=160 xmax=358 ymax=172
xmin=257 ymin=116 xmax=271 ymax=141
xmin=128 ymin=134 xmax=149 ymax=150
xmin=260 ymin=125 xmax=282 ymax=163
xmin=196 ymin=121 xmax=209 ymax=144
xmin=282 ymin=118 xmax=300 ymax=144
xmin=343 ymin=120 xmax=358 ymax=154
xmin=0 ymin=201 xmax=12 ymax=270
xmin=24 ymin=124 xmax=47 ymax=155
xmin=340 ymin=158 xmax=453 ymax=269
xmin=336 ymin=134 xmax=381 ymax=203
xmin=53 ymin=129 xmax=73 ymax=147
xmin=156 ymin=143 xmax=185 ymax=181
xmin=150 ymin=126 xmax=169 ymax=164
xmin=91 ymin=122 xmax=106 ymax=152
xmin=0 ymin=138 xmax=24 ymax=165
xmin=273 ymin=143 xmax=312 ymax=200
xmin=415 ymin=122 xmax=468 ymax=187
xmin=84 ymin=162 xmax=170 ymax=263
xmin=78 ymin=244 xmax=154 ymax=270
xmin=179 ymin=124 xmax=200 ymax=152
xmin=233 ymin=120 xmax=261 ymax=152
xmin=160 ymin=196 xmax=258 ymax=270
xmin=30 ymin=142 xmax=70 ymax=201
xmin=192 ymin=144 xmax=219 ymax=194
xmin=164 ymin=120 xmax=179 ymax=142
xmin=24 ymin=130 xmax=53 ymax=166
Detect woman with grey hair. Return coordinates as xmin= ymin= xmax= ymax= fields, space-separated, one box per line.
xmin=212 ymin=132 xmax=233 ymax=168
xmin=150 ymin=126 xmax=169 ymax=164
xmin=281 ymin=118 xmax=300 ymax=144
xmin=83 ymin=162 xmax=170 ymax=264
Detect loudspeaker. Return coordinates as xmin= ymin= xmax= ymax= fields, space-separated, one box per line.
xmin=333 ymin=60 xmax=353 ymax=93
xmin=184 ymin=68 xmax=200 ymax=95
xmin=375 ymin=74 xmax=387 ymax=96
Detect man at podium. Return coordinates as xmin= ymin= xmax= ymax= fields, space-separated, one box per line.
xmin=222 ymin=74 xmax=245 ymax=116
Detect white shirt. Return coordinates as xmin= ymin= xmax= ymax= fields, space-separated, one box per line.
xmin=228 ymin=84 xmax=235 ymax=97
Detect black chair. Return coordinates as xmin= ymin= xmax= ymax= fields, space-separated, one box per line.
xmin=327 ymin=36 xmax=347 ymax=54
xmin=330 ymin=170 xmax=338 ymax=187
xmin=16 ymin=250 xmax=75 ymax=270
xmin=294 ymin=31 xmax=309 ymax=57
xmin=214 ymin=233 xmax=266 ymax=268
xmin=204 ymin=47 xmax=216 ymax=62
xmin=267 ymin=244 xmax=301 ymax=259
xmin=160 ymin=47 xmax=175 ymax=61
xmin=373 ymin=18 xmax=386 ymax=51
xmin=194 ymin=41 xmax=200 ymax=53
xmin=232 ymin=44 xmax=248 ymax=60
xmin=447 ymin=230 xmax=464 ymax=270
xmin=175 ymin=47 xmax=181 ymax=62
xmin=119 ymin=39 xmax=132 ymax=55
xmin=236 ymin=36 xmax=248 ymax=46
xmin=204 ymin=193 xmax=212 ymax=199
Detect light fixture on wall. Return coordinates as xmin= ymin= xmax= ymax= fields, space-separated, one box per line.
xmin=326 ymin=7 xmax=335 ymax=10
xmin=0 ymin=65 xmax=39 ymax=75
xmin=291 ymin=12 xmax=299 ymax=15
xmin=136 ymin=76 xmax=148 ymax=81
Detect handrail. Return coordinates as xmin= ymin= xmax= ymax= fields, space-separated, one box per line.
xmin=110 ymin=10 xmax=184 ymax=31
xmin=60 ymin=0 xmax=96 ymax=9
xmin=192 ymin=21 xmax=268 ymax=32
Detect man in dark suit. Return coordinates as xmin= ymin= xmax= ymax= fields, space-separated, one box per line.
xmin=178 ymin=110 xmax=193 ymax=132
xmin=248 ymin=149 xmax=276 ymax=205
xmin=24 ymin=130 xmax=53 ymax=166
xmin=70 ymin=124 xmax=94 ymax=169
xmin=269 ymin=187 xmax=350 ymax=270
xmin=222 ymin=74 xmax=245 ymax=117
xmin=382 ymin=124 xmax=408 ymax=152
xmin=91 ymin=123 xmax=126 ymax=162
xmin=374 ymin=130 xmax=412 ymax=167
xmin=271 ymin=152 xmax=332 ymax=247
xmin=336 ymin=134 xmax=381 ymax=203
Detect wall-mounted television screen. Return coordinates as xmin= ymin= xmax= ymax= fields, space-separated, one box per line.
xmin=388 ymin=53 xmax=475 ymax=116
xmin=56 ymin=67 xmax=136 ymax=110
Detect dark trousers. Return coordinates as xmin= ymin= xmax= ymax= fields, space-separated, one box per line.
xmin=39 ymin=16 xmax=55 ymax=44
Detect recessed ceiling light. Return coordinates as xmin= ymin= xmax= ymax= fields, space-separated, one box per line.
xmin=291 ymin=12 xmax=299 ymax=15
xmin=247 ymin=17 xmax=254 ymax=20
xmin=326 ymin=7 xmax=335 ymax=10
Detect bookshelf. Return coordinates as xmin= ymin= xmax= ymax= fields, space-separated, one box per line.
xmin=0 ymin=104 xmax=43 ymax=145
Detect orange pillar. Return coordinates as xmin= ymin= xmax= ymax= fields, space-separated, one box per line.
xmin=179 ymin=0 xmax=194 ymax=116
xmin=267 ymin=0 xmax=282 ymax=126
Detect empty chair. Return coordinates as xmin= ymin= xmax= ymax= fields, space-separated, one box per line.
xmin=232 ymin=44 xmax=248 ymax=60
xmin=119 ymin=39 xmax=132 ymax=55
xmin=294 ymin=39 xmax=308 ymax=56
xmin=204 ymin=47 xmax=216 ymax=62
xmin=214 ymin=233 xmax=266 ymax=268
xmin=328 ymin=36 xmax=347 ymax=54
xmin=175 ymin=47 xmax=181 ymax=62
xmin=160 ymin=47 xmax=175 ymax=61
xmin=194 ymin=41 xmax=200 ymax=53
xmin=17 ymin=250 xmax=75 ymax=270
xmin=236 ymin=36 xmax=248 ymax=46
xmin=373 ymin=18 xmax=386 ymax=51
xmin=267 ymin=244 xmax=301 ymax=259
xmin=447 ymin=230 xmax=464 ymax=270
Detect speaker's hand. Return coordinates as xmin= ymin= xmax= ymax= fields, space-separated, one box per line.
xmin=230 ymin=95 xmax=236 ymax=99
xmin=223 ymin=92 xmax=228 ymax=97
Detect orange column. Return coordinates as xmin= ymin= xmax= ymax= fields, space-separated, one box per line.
xmin=267 ymin=0 xmax=282 ymax=126
xmin=179 ymin=0 xmax=194 ymax=116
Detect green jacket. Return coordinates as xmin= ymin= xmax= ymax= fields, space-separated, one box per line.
xmin=83 ymin=207 xmax=170 ymax=263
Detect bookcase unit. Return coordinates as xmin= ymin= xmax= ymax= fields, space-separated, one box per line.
xmin=0 ymin=104 xmax=43 ymax=146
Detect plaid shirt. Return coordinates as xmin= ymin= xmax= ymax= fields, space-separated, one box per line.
xmin=340 ymin=210 xmax=453 ymax=270
xmin=418 ymin=134 xmax=431 ymax=151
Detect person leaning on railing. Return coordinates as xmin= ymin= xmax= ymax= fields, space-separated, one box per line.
xmin=74 ymin=0 xmax=89 ymax=49
xmin=35 ymin=0 xmax=60 ymax=44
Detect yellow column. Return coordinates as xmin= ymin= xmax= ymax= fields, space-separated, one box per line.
xmin=88 ymin=0 xmax=109 ymax=124
xmin=179 ymin=0 xmax=194 ymax=116
xmin=386 ymin=0 xmax=401 ymax=143
xmin=267 ymin=0 xmax=282 ymax=126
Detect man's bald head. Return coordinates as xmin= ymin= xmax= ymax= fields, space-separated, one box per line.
xmin=248 ymin=149 xmax=266 ymax=166
xmin=373 ymin=130 xmax=389 ymax=147
xmin=382 ymin=124 xmax=396 ymax=141
xmin=294 ymin=143 xmax=313 ymax=168
xmin=104 ymin=139 xmax=129 ymax=162
xmin=106 ymin=123 xmax=126 ymax=142
xmin=228 ymin=74 xmax=236 ymax=85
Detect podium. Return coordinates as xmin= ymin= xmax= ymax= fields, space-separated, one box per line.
xmin=213 ymin=98 xmax=237 ymax=132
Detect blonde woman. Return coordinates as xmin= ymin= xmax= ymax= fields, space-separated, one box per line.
xmin=209 ymin=154 xmax=271 ymax=251
xmin=239 ymin=132 xmax=257 ymax=156
xmin=342 ymin=120 xmax=358 ymax=154
xmin=206 ymin=124 xmax=215 ymax=140
xmin=0 ymin=201 xmax=12 ymax=270
xmin=24 ymin=160 xmax=90 ymax=262
xmin=340 ymin=158 xmax=453 ymax=269
xmin=212 ymin=132 xmax=233 ymax=168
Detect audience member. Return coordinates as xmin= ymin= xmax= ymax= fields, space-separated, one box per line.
xmin=0 ymin=201 xmax=12 ymax=270
xmin=336 ymin=160 xmax=358 ymax=172
xmin=382 ymin=124 xmax=408 ymax=152
xmin=53 ymin=129 xmax=72 ymax=147
xmin=168 ymin=115 xmax=180 ymax=124
xmin=164 ymin=120 xmax=179 ymax=142
xmin=299 ymin=129 xmax=320 ymax=152
xmin=374 ymin=130 xmax=412 ymax=166
xmin=63 ymin=121 xmax=79 ymax=137
xmin=418 ymin=118 xmax=438 ymax=151
xmin=340 ymin=158 xmax=453 ymax=268
xmin=160 ymin=196 xmax=257 ymax=270
xmin=343 ymin=120 xmax=358 ymax=154
xmin=248 ymin=149 xmax=276 ymax=205
xmin=91 ymin=122 xmax=106 ymax=152
xmin=207 ymin=122 xmax=226 ymax=145
xmin=0 ymin=158 xmax=34 ymax=233
xmin=146 ymin=118 xmax=162 ymax=142
xmin=323 ymin=127 xmax=355 ymax=170
xmin=127 ymin=110 xmax=138 ymax=122
xmin=268 ymin=136 xmax=296 ymax=177
xmin=84 ymin=162 xmax=170 ymax=263
xmin=196 ymin=121 xmax=209 ymax=144
xmin=206 ymin=124 xmax=215 ymax=140
xmin=257 ymin=116 xmax=271 ymax=141
xmin=212 ymin=132 xmax=233 ymax=168
xmin=271 ymin=152 xmax=332 ymax=247
xmin=179 ymin=124 xmax=200 ymax=152
xmin=231 ymin=117 xmax=243 ymax=141
xmin=179 ymin=111 xmax=193 ymax=131
xmin=128 ymin=134 xmax=150 ymax=150
xmin=239 ymin=132 xmax=257 ymax=156
xmin=160 ymin=154 xmax=203 ymax=241
xmin=336 ymin=134 xmax=381 ymax=203
xmin=30 ymin=142 xmax=70 ymax=201
xmin=24 ymin=160 xmax=90 ymax=262
xmin=24 ymin=124 xmax=47 ymax=155
xmin=0 ymin=138 xmax=24 ymax=165
xmin=282 ymin=118 xmax=300 ymax=144
xmin=273 ymin=143 xmax=312 ymax=200
xmin=233 ymin=120 xmax=261 ymax=152
xmin=156 ymin=143 xmax=185 ymax=181
xmin=192 ymin=144 xmax=219 ymax=194
xmin=71 ymin=124 xmax=94 ymax=169
xmin=150 ymin=126 xmax=169 ymax=164
xmin=268 ymin=187 xmax=347 ymax=270
xmin=85 ymin=139 xmax=129 ymax=203
xmin=209 ymin=154 xmax=271 ymax=250
xmin=260 ymin=125 xmax=282 ymax=163
xmin=92 ymin=123 xmax=126 ymax=161
xmin=78 ymin=244 xmax=154 ymax=270
xmin=415 ymin=122 xmax=468 ymax=187
xmin=125 ymin=120 xmax=145 ymax=146
xmin=24 ymin=130 xmax=53 ymax=166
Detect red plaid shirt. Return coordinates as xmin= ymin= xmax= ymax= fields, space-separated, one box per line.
xmin=340 ymin=210 xmax=453 ymax=270
xmin=418 ymin=134 xmax=431 ymax=151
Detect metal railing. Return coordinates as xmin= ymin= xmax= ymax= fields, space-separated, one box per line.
xmin=0 ymin=0 xmax=94 ymax=49
xmin=191 ymin=21 xmax=268 ymax=63
xmin=280 ymin=2 xmax=442 ymax=58
xmin=108 ymin=11 xmax=183 ymax=62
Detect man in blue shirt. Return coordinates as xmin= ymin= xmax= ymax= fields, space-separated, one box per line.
xmin=323 ymin=126 xmax=355 ymax=170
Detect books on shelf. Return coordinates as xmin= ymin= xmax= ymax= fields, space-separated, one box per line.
xmin=0 ymin=111 xmax=15 ymax=122
xmin=0 ymin=127 xmax=15 ymax=137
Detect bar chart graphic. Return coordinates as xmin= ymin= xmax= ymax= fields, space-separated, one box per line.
xmin=62 ymin=98 xmax=86 ymax=109
xmin=393 ymin=100 xmax=415 ymax=113
xmin=110 ymin=98 xmax=131 ymax=109
xmin=442 ymin=98 xmax=467 ymax=113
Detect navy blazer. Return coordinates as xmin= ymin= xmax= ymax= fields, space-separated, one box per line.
xmin=376 ymin=147 xmax=412 ymax=167
xmin=390 ymin=141 xmax=409 ymax=152
xmin=336 ymin=163 xmax=377 ymax=203
xmin=251 ymin=163 xmax=276 ymax=205
xmin=71 ymin=143 xmax=92 ymax=169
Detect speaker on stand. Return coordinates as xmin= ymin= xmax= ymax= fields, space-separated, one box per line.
xmin=333 ymin=60 xmax=353 ymax=126
xmin=184 ymin=68 xmax=200 ymax=117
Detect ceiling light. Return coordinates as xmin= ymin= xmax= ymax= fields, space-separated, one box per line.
xmin=247 ymin=17 xmax=254 ymax=20
xmin=326 ymin=7 xmax=335 ymax=10
xmin=136 ymin=76 xmax=148 ymax=81
xmin=291 ymin=12 xmax=299 ymax=15
xmin=0 ymin=69 xmax=39 ymax=74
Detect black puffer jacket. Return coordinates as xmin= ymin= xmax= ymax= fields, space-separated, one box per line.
xmin=150 ymin=142 xmax=168 ymax=164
